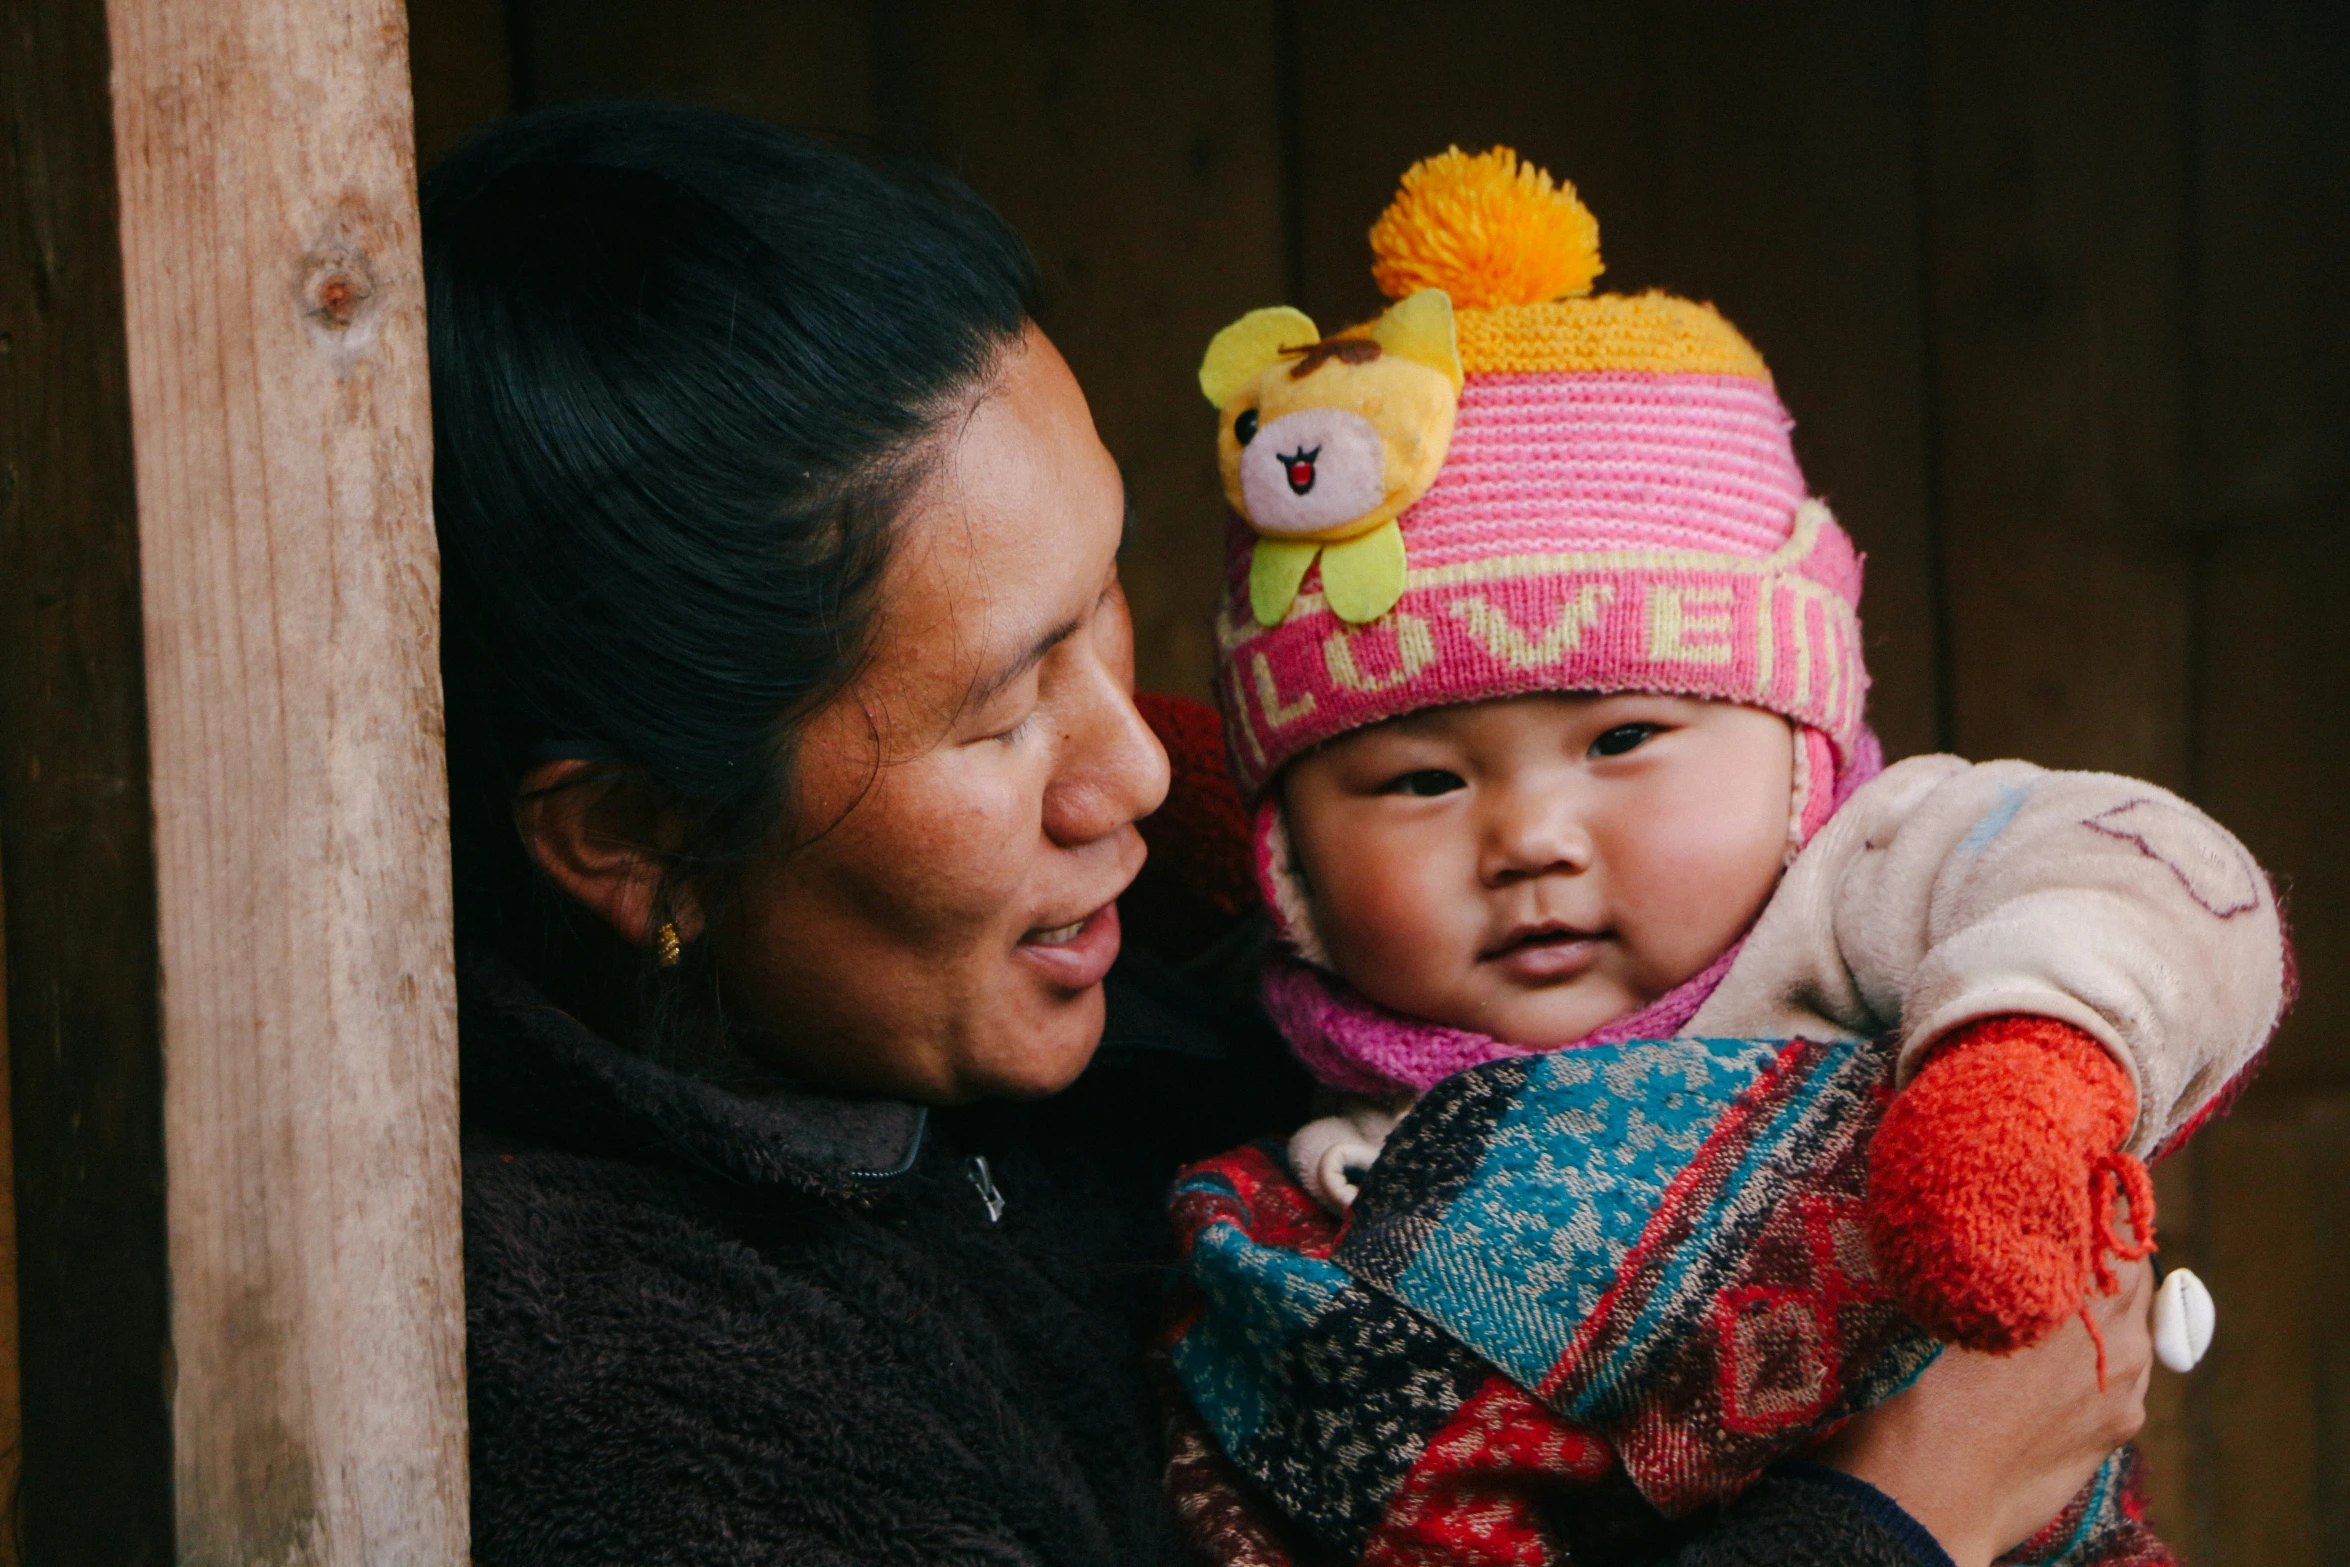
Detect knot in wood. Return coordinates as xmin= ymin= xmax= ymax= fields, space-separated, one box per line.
xmin=303 ymin=251 xmax=377 ymax=331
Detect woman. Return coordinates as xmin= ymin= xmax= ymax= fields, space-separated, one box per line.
xmin=425 ymin=104 xmax=2153 ymax=1566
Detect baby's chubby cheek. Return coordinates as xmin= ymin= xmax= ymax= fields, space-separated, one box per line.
xmin=1311 ymin=854 xmax=1463 ymax=991
xmin=1286 ymin=811 xmax=1474 ymax=1013
xmin=1603 ymin=789 xmax=1790 ymax=986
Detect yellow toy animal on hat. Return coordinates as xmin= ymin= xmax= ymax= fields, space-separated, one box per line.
xmin=1200 ymin=290 xmax=1461 ymax=625
xmin=1199 ymin=146 xmax=1604 ymax=625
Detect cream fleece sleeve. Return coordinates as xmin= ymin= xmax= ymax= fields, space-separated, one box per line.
xmin=1687 ymin=755 xmax=2287 ymax=1154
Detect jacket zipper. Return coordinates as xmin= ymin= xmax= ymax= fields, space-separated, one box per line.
xmin=967 ymin=1154 xmax=1007 ymax=1223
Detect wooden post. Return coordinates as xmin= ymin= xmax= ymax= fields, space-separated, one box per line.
xmin=1 ymin=0 xmax=468 ymax=1558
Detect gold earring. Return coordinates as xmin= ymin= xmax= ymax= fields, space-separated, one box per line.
xmin=654 ymin=921 xmax=682 ymax=968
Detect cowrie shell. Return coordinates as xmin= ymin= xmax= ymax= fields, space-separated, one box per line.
xmin=2153 ymin=1266 xmax=2215 ymax=1372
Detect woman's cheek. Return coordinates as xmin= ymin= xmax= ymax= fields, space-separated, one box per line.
xmin=870 ymin=751 xmax=1040 ymax=931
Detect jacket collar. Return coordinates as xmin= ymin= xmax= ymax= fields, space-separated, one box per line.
xmin=458 ymin=953 xmax=927 ymax=1197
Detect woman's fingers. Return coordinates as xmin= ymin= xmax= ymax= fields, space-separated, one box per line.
xmin=1814 ymin=1253 xmax=2157 ymax=1567
xmin=2084 ymin=1255 xmax=2155 ymax=1446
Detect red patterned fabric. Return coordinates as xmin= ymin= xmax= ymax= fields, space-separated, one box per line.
xmin=1362 ymin=1376 xmax=1616 ymax=1567
xmin=1998 ymin=1445 xmax=2170 ymax=1567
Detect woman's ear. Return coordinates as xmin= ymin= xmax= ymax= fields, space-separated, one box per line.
xmin=515 ymin=762 xmax=705 ymax=950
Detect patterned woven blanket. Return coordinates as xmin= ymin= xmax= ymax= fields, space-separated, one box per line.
xmin=1166 ymin=1034 xmax=2169 ymax=1566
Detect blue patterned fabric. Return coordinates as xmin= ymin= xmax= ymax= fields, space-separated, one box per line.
xmin=1168 ymin=1033 xmax=2168 ymax=1566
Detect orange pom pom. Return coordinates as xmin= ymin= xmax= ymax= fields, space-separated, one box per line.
xmin=1369 ymin=146 xmax=1603 ymax=308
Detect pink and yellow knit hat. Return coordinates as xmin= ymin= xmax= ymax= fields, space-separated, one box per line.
xmin=1205 ymin=148 xmax=1871 ymax=832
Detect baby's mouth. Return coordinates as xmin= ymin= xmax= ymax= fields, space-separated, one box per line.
xmin=1482 ymin=924 xmax=1610 ymax=982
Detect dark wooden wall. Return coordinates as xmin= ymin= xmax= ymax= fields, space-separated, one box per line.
xmin=403 ymin=2 xmax=2347 ymax=1558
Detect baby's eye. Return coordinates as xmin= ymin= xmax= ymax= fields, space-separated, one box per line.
xmin=1382 ymin=768 xmax=1466 ymax=797
xmin=1589 ymin=723 xmax=1663 ymax=758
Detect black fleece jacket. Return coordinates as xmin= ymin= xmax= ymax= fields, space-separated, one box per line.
xmin=459 ymin=949 xmax=1952 ymax=1566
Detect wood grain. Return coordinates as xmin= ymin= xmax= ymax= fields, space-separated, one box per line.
xmin=2308 ymin=1098 xmax=2350 ymax=1567
xmin=508 ymin=0 xmax=875 ymax=140
xmin=0 ymin=0 xmax=177 ymax=1552
xmin=2175 ymin=4 xmax=2350 ymax=1559
xmin=102 ymin=0 xmax=468 ymax=1556
xmin=1923 ymin=0 xmax=2198 ymax=786
xmin=2193 ymin=1110 xmax=2330 ymax=1566
xmin=2184 ymin=0 xmax=2350 ymax=1099
xmin=0 ymin=869 xmax=19 ymax=1563
xmin=405 ymin=0 xmax=514 ymax=165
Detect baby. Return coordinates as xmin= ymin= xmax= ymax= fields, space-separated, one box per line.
xmin=1165 ymin=149 xmax=2286 ymax=1567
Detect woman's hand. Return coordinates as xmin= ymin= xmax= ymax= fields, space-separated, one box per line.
xmin=1814 ymin=1254 xmax=2155 ymax=1567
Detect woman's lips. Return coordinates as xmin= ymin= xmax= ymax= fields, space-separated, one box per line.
xmin=1483 ymin=927 xmax=1607 ymax=982
xmin=1016 ymin=899 xmax=1122 ymax=991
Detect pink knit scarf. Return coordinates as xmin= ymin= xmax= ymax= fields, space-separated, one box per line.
xmin=1262 ymin=940 xmax=1748 ymax=1096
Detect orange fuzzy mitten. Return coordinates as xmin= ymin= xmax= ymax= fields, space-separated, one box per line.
xmin=1865 ymin=1015 xmax=2156 ymax=1354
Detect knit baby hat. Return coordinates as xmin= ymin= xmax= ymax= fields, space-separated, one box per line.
xmin=1207 ymin=148 xmax=1870 ymax=818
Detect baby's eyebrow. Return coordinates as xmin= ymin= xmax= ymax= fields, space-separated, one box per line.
xmin=1374 ymin=710 xmax=1472 ymax=740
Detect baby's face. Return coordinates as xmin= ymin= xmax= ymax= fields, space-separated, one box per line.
xmin=1282 ymin=693 xmax=1795 ymax=1047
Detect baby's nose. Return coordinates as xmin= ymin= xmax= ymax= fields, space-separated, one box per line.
xmin=1481 ymin=798 xmax=1596 ymax=883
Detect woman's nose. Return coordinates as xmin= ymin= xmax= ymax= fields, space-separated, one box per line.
xmin=1479 ymin=786 xmax=1594 ymax=885
xmin=1041 ymin=660 xmax=1171 ymax=849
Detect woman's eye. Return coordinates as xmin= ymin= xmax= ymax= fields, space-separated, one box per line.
xmin=1382 ymin=768 xmax=1465 ymax=797
xmin=1589 ymin=723 xmax=1663 ymax=758
xmin=977 ymin=697 xmax=1040 ymax=745
xmin=1233 ymin=407 xmax=1260 ymax=445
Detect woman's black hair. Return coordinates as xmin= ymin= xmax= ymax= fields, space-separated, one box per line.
xmin=423 ymin=101 xmax=1039 ymax=1059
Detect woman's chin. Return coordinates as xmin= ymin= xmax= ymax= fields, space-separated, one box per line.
xmin=967 ymin=982 xmax=1109 ymax=1101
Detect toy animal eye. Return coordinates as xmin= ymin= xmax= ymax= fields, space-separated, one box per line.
xmin=1234 ymin=407 xmax=1260 ymax=445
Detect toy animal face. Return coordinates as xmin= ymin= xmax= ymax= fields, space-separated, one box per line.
xmin=1201 ymin=290 xmax=1462 ymax=544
